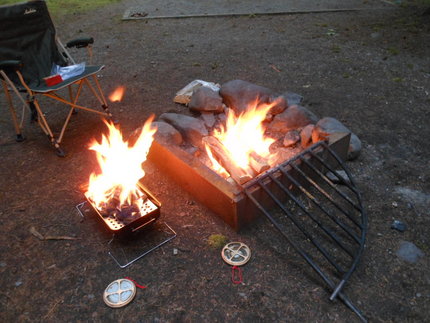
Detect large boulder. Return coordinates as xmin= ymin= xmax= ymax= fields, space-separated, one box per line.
xmin=159 ymin=113 xmax=208 ymax=149
xmin=312 ymin=117 xmax=362 ymax=160
xmin=219 ymin=80 xmax=287 ymax=115
xmin=268 ymin=105 xmax=319 ymax=133
xmin=188 ymin=87 xmax=224 ymax=113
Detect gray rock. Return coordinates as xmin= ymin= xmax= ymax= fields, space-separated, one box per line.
xmin=200 ymin=112 xmax=216 ymax=129
xmin=219 ymin=79 xmax=286 ymax=115
xmin=300 ymin=124 xmax=315 ymax=148
xmin=189 ymin=87 xmax=224 ymax=113
xmin=153 ymin=121 xmax=183 ymax=146
xmin=159 ymin=113 xmax=208 ymax=149
xmin=269 ymin=105 xmax=319 ymax=133
xmin=391 ymin=220 xmax=407 ymax=232
xmin=216 ymin=109 xmax=228 ymax=123
xmin=283 ymin=130 xmax=300 ymax=147
xmin=282 ymin=92 xmax=303 ymax=106
xmin=129 ymin=121 xmax=182 ymax=147
xmin=326 ymin=170 xmax=351 ymax=185
xmin=370 ymin=32 xmax=381 ymax=39
xmin=396 ymin=241 xmax=424 ymax=263
xmin=312 ymin=117 xmax=362 ymax=160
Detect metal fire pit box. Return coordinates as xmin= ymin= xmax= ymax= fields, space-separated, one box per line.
xmin=148 ymin=133 xmax=350 ymax=231
xmin=85 ymin=182 xmax=161 ymax=236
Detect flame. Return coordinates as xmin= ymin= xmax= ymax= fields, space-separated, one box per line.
xmin=86 ymin=116 xmax=157 ymax=210
xmin=206 ymin=99 xmax=278 ymax=177
xmin=205 ymin=144 xmax=229 ymax=178
xmin=108 ymin=86 xmax=125 ymax=102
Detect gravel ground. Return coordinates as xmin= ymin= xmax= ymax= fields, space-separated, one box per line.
xmin=0 ymin=1 xmax=429 ymax=322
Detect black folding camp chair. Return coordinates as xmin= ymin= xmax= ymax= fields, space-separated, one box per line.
xmin=0 ymin=0 xmax=114 ymax=156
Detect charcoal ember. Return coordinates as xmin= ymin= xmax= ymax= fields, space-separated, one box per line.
xmin=312 ymin=117 xmax=362 ymax=160
xmin=109 ymin=197 xmax=120 ymax=208
xmin=219 ymin=80 xmax=286 ymax=115
xmin=120 ymin=213 xmax=140 ymax=225
xmin=116 ymin=204 xmax=140 ymax=223
xmin=159 ymin=113 xmax=208 ymax=149
xmin=189 ymin=87 xmax=224 ymax=113
xmin=100 ymin=198 xmax=120 ymax=217
xmin=104 ymin=207 xmax=118 ymax=218
xmin=268 ymin=105 xmax=318 ymax=133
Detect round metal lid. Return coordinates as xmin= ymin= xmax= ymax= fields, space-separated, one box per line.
xmin=103 ymin=278 xmax=137 ymax=308
xmin=221 ymin=242 xmax=251 ymax=266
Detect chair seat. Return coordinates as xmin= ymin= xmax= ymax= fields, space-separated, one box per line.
xmin=30 ymin=65 xmax=104 ymax=93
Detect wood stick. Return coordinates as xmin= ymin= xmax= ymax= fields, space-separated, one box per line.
xmin=249 ymin=151 xmax=270 ymax=174
xmin=202 ymin=136 xmax=252 ymax=185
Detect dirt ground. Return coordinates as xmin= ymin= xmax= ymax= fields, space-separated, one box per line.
xmin=1 ymin=1 xmax=429 ymax=322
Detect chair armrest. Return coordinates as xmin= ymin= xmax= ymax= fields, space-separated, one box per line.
xmin=66 ymin=37 xmax=94 ymax=48
xmin=0 ymin=60 xmax=22 ymax=71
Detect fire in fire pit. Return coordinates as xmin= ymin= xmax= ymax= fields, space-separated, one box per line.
xmin=85 ymin=117 xmax=160 ymax=234
xmin=204 ymin=98 xmax=280 ymax=184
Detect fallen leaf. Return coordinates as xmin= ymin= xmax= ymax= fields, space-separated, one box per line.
xmin=270 ymin=64 xmax=281 ymax=73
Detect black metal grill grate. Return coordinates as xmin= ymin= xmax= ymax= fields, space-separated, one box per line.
xmin=243 ymin=140 xmax=368 ymax=322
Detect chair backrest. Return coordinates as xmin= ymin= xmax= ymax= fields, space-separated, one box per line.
xmin=0 ymin=0 xmax=66 ymax=87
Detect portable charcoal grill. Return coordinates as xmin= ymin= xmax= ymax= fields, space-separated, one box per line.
xmin=84 ymin=182 xmax=161 ymax=236
xmin=242 ymin=139 xmax=368 ymax=322
xmin=76 ymin=182 xmax=176 ymax=268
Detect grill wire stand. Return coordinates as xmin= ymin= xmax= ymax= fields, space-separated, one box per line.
xmin=243 ymin=140 xmax=367 ymax=322
xmin=76 ymin=201 xmax=176 ymax=268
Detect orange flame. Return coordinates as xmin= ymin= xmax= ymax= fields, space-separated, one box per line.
xmin=205 ymin=144 xmax=229 ymax=178
xmin=206 ymin=99 xmax=278 ymax=177
xmin=108 ymin=86 xmax=125 ymax=102
xmin=86 ymin=116 xmax=157 ymax=210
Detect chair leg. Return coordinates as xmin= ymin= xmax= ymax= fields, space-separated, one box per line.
xmin=31 ymin=98 xmax=67 ymax=157
xmin=54 ymin=143 xmax=66 ymax=157
xmin=68 ymin=85 xmax=78 ymax=115
xmin=89 ymin=75 xmax=118 ymax=123
xmin=101 ymin=104 xmax=118 ymax=124
xmin=28 ymin=101 xmax=38 ymax=122
xmin=16 ymin=134 xmax=25 ymax=142
xmin=1 ymin=80 xmax=25 ymax=142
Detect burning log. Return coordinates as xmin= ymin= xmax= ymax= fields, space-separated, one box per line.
xmin=202 ymin=136 xmax=252 ymax=185
xmin=249 ymin=151 xmax=270 ymax=174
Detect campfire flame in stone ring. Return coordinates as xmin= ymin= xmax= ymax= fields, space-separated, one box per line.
xmin=205 ymin=98 xmax=280 ymax=179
